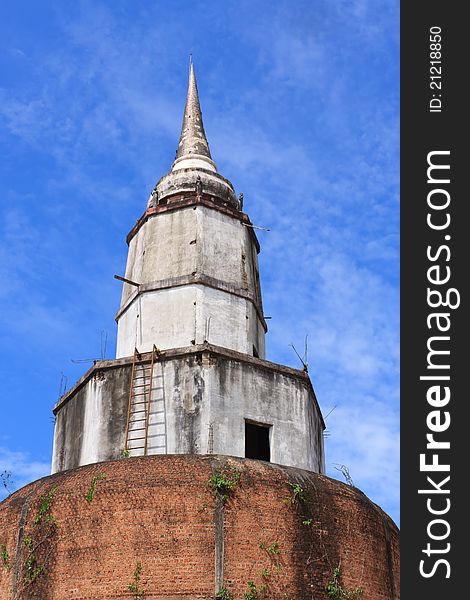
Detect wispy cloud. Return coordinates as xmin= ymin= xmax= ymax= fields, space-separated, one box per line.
xmin=0 ymin=447 xmax=50 ymax=501
xmin=324 ymin=396 xmax=399 ymax=514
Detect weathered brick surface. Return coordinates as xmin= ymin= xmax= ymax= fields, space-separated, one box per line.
xmin=0 ymin=455 xmax=399 ymax=599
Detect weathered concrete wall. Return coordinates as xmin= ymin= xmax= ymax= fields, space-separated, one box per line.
xmin=52 ymin=345 xmax=324 ymax=474
xmin=0 ymin=456 xmax=399 ymax=600
xmin=205 ymin=353 xmax=324 ymax=472
xmin=52 ymin=366 xmax=130 ymax=473
xmin=116 ymin=284 xmax=265 ymax=360
xmin=116 ymin=205 xmax=265 ymax=359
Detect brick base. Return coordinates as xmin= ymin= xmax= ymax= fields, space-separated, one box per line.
xmin=0 ymin=455 xmax=399 ymax=599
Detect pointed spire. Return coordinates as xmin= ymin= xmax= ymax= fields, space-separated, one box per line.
xmin=172 ymin=61 xmax=217 ymax=172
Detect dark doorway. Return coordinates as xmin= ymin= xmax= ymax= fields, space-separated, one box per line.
xmin=245 ymin=422 xmax=271 ymax=461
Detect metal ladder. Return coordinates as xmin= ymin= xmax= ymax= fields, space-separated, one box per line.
xmin=124 ymin=346 xmax=167 ymax=457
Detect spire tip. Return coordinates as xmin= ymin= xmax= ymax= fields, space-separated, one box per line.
xmin=174 ymin=59 xmax=214 ymax=167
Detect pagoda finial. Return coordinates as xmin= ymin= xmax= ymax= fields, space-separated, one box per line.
xmin=172 ymin=61 xmax=216 ymax=172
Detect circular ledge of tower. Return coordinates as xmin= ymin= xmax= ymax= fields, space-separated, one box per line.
xmin=153 ymin=166 xmax=237 ymax=207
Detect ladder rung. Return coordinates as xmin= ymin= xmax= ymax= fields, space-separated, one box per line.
xmin=126 ymin=352 xmax=167 ymax=454
xmin=132 ymin=383 xmax=163 ymax=389
xmin=132 ymin=397 xmax=163 ymax=404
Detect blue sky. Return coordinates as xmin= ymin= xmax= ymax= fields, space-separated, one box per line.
xmin=0 ymin=1 xmax=399 ymax=524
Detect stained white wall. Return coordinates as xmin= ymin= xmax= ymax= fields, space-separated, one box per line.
xmin=116 ymin=205 xmax=265 ymax=359
xmin=116 ymin=285 xmax=265 ymax=359
xmin=52 ymin=350 xmax=324 ymax=475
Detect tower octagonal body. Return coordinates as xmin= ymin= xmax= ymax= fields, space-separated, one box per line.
xmin=51 ymin=64 xmax=326 ymax=474
xmin=116 ymin=200 xmax=266 ymax=359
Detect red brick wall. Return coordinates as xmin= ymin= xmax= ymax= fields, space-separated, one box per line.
xmin=0 ymin=456 xmax=399 ymax=599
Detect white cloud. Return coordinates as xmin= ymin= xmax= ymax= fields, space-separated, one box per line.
xmin=0 ymin=447 xmax=51 ymax=501
xmin=324 ymin=398 xmax=399 ymax=514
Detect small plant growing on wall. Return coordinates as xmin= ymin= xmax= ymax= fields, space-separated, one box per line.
xmin=325 ymin=566 xmax=363 ymax=599
xmin=85 ymin=473 xmax=106 ymax=503
xmin=286 ymin=481 xmax=305 ymax=505
xmin=1 ymin=470 xmax=14 ymax=496
xmin=333 ymin=464 xmax=355 ymax=488
xmin=1 ymin=544 xmax=10 ymax=571
xmin=128 ymin=562 xmax=145 ymax=598
xmin=20 ymin=487 xmax=58 ymax=589
xmin=244 ymin=580 xmax=266 ymax=600
xmin=259 ymin=541 xmax=280 ymax=556
xmin=23 ymin=537 xmax=44 ymax=583
xmin=34 ymin=487 xmax=57 ymax=525
xmin=215 ymin=584 xmax=233 ymax=599
xmin=209 ymin=467 xmax=241 ymax=503
xmin=261 ymin=568 xmax=271 ymax=580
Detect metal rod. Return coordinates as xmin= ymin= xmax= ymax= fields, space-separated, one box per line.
xmin=114 ymin=274 xmax=140 ymax=287
xmin=241 ymin=222 xmax=270 ymax=231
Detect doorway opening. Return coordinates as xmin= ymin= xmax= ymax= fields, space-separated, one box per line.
xmin=245 ymin=421 xmax=271 ymax=462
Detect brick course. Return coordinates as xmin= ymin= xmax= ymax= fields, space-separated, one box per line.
xmin=0 ymin=455 xmax=399 ymax=599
